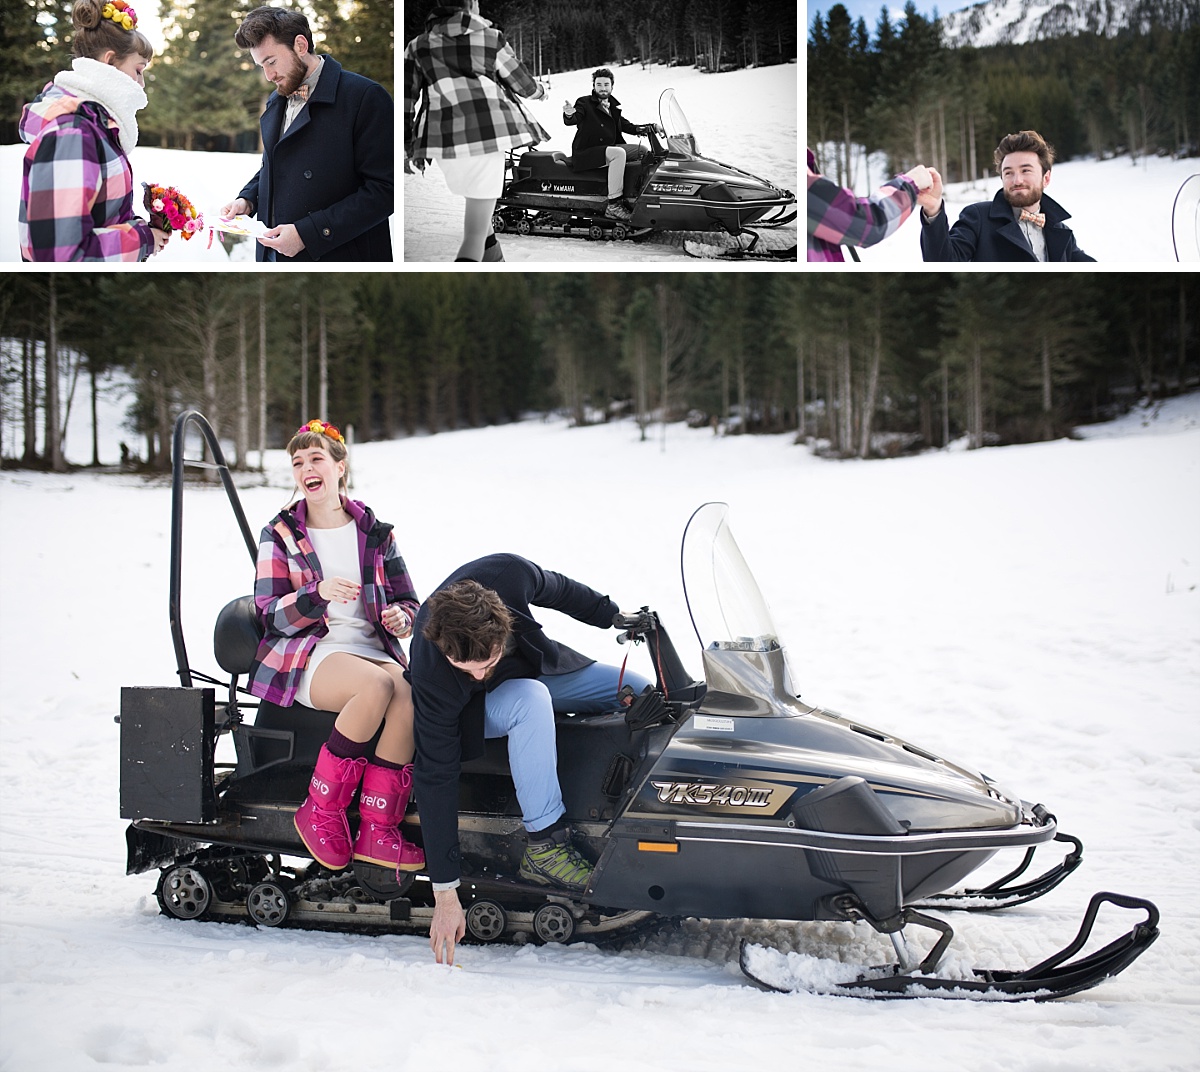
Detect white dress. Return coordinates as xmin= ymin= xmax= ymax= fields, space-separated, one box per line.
xmin=295 ymin=520 xmax=387 ymax=708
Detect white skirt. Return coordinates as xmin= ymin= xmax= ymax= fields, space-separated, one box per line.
xmin=437 ymin=153 xmax=506 ymax=199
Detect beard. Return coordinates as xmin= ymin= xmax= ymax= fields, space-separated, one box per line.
xmin=274 ymin=50 xmax=309 ymax=97
xmin=1003 ymin=181 xmax=1044 ymax=208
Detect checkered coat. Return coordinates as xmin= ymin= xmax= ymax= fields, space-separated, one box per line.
xmin=247 ymin=497 xmax=421 ymax=707
xmin=18 ymin=83 xmax=152 ymax=262
xmin=807 ymin=148 xmax=918 ymax=262
xmin=404 ymin=8 xmax=549 ymax=159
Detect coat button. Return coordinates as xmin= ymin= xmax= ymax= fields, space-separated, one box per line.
xmin=322 ymin=228 xmax=331 ymax=236
xmin=303 ymin=170 xmax=312 ymax=179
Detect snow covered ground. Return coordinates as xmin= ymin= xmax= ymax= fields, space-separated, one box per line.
xmin=403 ymin=62 xmax=798 ymax=262
xmin=0 ymin=144 xmax=398 ymax=264
xmin=1 ymin=382 xmax=1198 ymax=1071
xmin=830 ymin=147 xmax=1198 ymax=263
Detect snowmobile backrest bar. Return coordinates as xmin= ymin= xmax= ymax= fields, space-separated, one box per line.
xmin=170 ymin=410 xmax=258 ymax=688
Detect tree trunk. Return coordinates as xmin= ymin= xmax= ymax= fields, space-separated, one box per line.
xmin=318 ymin=295 xmax=329 ymax=420
xmin=236 ymin=307 xmax=249 ymax=470
xmin=858 ymin=311 xmax=882 ymax=459
xmin=89 ymin=360 xmax=99 ymax=467
xmin=22 ymin=334 xmax=36 ymax=463
xmin=300 ymin=291 xmax=309 ymax=423
xmin=796 ymin=340 xmax=806 ymax=438
xmin=46 ymin=278 xmax=64 ymax=472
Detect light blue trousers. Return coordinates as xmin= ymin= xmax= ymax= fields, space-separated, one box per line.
xmin=483 ymin=662 xmax=654 ymax=833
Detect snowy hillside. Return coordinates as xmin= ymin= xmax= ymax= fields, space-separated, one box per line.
xmin=1 ymin=387 xmax=1198 ymax=1071
xmin=940 ymin=0 xmax=1196 ymax=47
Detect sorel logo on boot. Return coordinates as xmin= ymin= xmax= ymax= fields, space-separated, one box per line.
xmin=362 ymin=794 xmax=388 ymax=809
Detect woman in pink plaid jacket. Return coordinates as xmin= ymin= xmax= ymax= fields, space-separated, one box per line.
xmin=248 ymin=419 xmax=425 ymax=877
xmin=18 ymin=0 xmax=169 ymax=262
xmin=404 ymin=0 xmax=549 ymax=261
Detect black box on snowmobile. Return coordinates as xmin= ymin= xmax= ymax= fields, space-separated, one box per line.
xmin=120 ymin=686 xmax=216 ymax=823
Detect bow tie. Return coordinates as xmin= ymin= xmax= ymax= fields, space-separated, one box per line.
xmin=1019 ymin=208 xmax=1045 ymax=228
xmin=290 ymin=84 xmax=310 ymax=102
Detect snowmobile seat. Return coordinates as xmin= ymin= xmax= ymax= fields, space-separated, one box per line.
xmin=213 ymin=595 xmax=329 ymax=778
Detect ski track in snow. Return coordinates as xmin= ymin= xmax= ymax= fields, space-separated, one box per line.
xmin=1 ymin=386 xmax=1198 ymax=1071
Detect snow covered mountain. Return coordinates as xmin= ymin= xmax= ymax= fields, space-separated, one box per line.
xmin=939 ymin=0 xmax=1198 ymax=47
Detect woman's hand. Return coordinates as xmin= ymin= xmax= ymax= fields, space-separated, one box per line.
xmin=382 ymin=605 xmax=412 ymax=638
xmin=149 ymin=228 xmax=170 ymax=255
xmin=318 ymin=576 xmax=361 ymax=603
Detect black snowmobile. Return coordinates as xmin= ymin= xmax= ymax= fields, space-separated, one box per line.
xmin=120 ymin=412 xmax=1158 ymax=1000
xmin=492 ymin=89 xmax=796 ymax=258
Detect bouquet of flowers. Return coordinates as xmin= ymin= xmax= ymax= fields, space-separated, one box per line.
xmin=142 ymin=183 xmax=204 ymax=240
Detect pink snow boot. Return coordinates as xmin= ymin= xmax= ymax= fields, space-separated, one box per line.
xmin=294 ymin=745 xmax=367 ymax=870
xmin=352 ymin=763 xmax=425 ymax=872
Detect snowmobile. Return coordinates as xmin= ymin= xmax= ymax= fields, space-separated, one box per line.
xmin=120 ymin=411 xmax=1158 ymax=1000
xmin=491 ymin=89 xmax=796 ymax=259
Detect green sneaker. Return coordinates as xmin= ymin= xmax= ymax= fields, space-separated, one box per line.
xmin=519 ymin=836 xmax=593 ymax=892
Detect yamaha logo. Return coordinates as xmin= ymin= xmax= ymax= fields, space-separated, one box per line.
xmin=650 ymin=780 xmax=773 ymax=807
xmin=541 ymin=181 xmax=576 ymax=192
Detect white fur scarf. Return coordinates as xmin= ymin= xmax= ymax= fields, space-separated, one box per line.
xmin=54 ymin=56 xmax=147 ymax=154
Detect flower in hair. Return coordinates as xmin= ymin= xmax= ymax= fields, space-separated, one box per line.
xmin=102 ymin=0 xmax=138 ymax=31
xmin=300 ymin=419 xmax=345 ymax=444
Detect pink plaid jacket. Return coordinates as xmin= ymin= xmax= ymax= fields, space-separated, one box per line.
xmin=247 ymin=497 xmax=420 ymax=707
xmin=18 ymin=83 xmax=152 ymax=262
xmin=404 ymin=8 xmax=548 ymax=158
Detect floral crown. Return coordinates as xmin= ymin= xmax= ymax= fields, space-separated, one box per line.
xmin=102 ymin=1 xmax=138 ymax=31
xmin=296 ymin=418 xmax=345 ymax=445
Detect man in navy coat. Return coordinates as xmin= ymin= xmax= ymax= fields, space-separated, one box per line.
xmin=221 ymin=6 xmax=392 ymax=262
xmin=406 ymin=554 xmax=653 ymax=965
xmin=919 ymin=130 xmax=1093 ymax=262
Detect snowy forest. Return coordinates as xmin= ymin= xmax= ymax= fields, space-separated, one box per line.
xmin=402 ymin=0 xmax=798 ymax=76
xmin=807 ymin=1 xmax=1200 ymax=184
xmin=1 ymin=0 xmax=393 ymax=148
xmin=2 ymin=273 xmax=1197 ymax=470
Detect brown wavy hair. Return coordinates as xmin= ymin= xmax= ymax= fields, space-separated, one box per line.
xmin=422 ymin=581 xmax=514 ymax=664
xmin=993 ymin=130 xmax=1056 ymax=175
xmin=71 ymin=0 xmax=153 ymax=63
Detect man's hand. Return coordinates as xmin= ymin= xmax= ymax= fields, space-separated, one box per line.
xmin=916 ymin=167 xmax=943 ymax=217
xmin=220 ymin=197 xmax=252 ymax=219
xmin=430 ymin=888 xmax=466 ymax=965
xmin=563 ymin=99 xmax=576 ymax=116
xmin=258 ymin=223 xmax=306 ymax=258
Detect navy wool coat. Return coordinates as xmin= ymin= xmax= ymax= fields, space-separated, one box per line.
xmin=238 ymin=55 xmax=393 ymax=262
xmin=407 ymin=554 xmax=619 ymax=884
xmin=565 ymin=93 xmax=642 ymax=171
xmin=920 ymin=189 xmax=1094 ymax=262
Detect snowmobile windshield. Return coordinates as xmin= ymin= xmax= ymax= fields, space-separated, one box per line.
xmin=681 ymin=503 xmax=781 ymax=653
xmin=658 ymin=89 xmax=698 ymax=155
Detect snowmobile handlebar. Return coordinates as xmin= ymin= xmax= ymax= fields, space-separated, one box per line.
xmin=614 ymin=607 xmax=658 ymax=642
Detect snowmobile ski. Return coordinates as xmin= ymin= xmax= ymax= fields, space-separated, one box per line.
xmin=739 ymin=891 xmax=1159 ymax=1001
xmin=684 ymin=238 xmax=797 ymax=261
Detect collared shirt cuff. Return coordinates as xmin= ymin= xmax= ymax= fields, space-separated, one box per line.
xmin=431 ymin=879 xmax=461 ymax=892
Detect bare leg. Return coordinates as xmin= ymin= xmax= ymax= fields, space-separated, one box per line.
xmin=457 ymin=197 xmax=496 ymax=261
xmin=374 ymin=664 xmax=415 ymax=765
xmin=308 ymin=653 xmax=395 ymax=744
xmin=604 ymin=146 xmax=628 ymax=199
